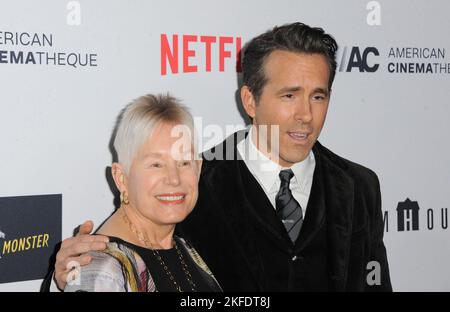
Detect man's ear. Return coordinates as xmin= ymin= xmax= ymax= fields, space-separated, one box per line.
xmin=240 ymin=86 xmax=256 ymax=119
xmin=111 ymin=163 xmax=127 ymax=193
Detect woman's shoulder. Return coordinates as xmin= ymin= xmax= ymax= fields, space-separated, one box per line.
xmin=64 ymin=240 xmax=155 ymax=292
xmin=102 ymin=239 xmax=150 ymax=274
xmin=63 ymin=243 xmax=126 ymax=292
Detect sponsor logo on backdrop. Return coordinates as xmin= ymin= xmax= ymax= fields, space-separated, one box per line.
xmin=338 ymin=46 xmax=449 ymax=74
xmin=396 ymin=198 xmax=419 ymax=231
xmin=383 ymin=198 xmax=448 ymax=233
xmin=0 ymin=194 xmax=62 ymax=284
xmin=2 ymin=233 xmax=50 ymax=256
xmin=0 ymin=30 xmax=97 ymax=68
xmin=160 ymin=34 xmax=242 ymax=75
xmin=338 ymin=46 xmax=379 ymax=72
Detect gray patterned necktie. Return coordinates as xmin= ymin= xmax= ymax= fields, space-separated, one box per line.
xmin=276 ymin=169 xmax=303 ymax=243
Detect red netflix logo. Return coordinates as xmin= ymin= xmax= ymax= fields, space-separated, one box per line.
xmin=161 ymin=34 xmax=242 ymax=75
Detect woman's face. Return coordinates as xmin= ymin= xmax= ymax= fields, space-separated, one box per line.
xmin=119 ymin=122 xmax=201 ymax=227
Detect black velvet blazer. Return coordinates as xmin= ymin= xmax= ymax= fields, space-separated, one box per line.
xmin=179 ymin=131 xmax=392 ymax=291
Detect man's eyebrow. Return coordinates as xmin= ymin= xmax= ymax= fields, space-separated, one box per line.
xmin=276 ymin=86 xmax=302 ymax=94
xmin=313 ymin=87 xmax=330 ymax=96
xmin=276 ymin=86 xmax=330 ymax=96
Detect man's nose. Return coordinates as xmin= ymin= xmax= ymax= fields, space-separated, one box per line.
xmin=294 ymin=97 xmax=313 ymax=123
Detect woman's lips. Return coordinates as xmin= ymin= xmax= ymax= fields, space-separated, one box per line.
xmin=155 ymin=193 xmax=186 ymax=204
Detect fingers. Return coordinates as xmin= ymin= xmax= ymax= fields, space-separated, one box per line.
xmin=58 ymin=232 xmax=108 ymax=261
xmin=55 ymin=254 xmax=91 ymax=290
xmin=58 ymin=236 xmax=108 ymax=261
xmin=61 ymin=234 xmax=109 ymax=249
xmin=55 ymin=240 xmax=108 ymax=290
xmin=66 ymin=241 xmax=108 ymax=257
xmin=54 ymin=228 xmax=109 ymax=290
xmin=76 ymin=220 xmax=94 ymax=236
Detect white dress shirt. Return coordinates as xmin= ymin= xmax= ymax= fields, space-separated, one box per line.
xmin=236 ymin=126 xmax=316 ymax=217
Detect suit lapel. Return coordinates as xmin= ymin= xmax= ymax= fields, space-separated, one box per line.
xmin=238 ymin=160 xmax=293 ymax=247
xmin=219 ymin=158 xmax=268 ymax=290
xmin=313 ymin=143 xmax=355 ymax=291
xmin=294 ymin=151 xmax=326 ymax=252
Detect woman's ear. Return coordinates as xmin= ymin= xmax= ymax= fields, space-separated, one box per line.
xmin=196 ymin=159 xmax=203 ymax=181
xmin=112 ymin=163 xmax=127 ymax=192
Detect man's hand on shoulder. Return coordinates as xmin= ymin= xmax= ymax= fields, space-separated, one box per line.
xmin=54 ymin=220 xmax=109 ymax=290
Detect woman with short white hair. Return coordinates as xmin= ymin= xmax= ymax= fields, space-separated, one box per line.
xmin=65 ymin=94 xmax=221 ymax=292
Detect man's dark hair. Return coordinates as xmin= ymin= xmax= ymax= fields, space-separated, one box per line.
xmin=242 ymin=22 xmax=338 ymax=103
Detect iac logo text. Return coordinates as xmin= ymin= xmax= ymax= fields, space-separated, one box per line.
xmin=338 ymin=46 xmax=380 ymax=72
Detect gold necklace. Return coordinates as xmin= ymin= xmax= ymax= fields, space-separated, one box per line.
xmin=120 ymin=208 xmax=197 ymax=292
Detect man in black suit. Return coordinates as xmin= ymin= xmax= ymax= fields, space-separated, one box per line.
xmin=48 ymin=22 xmax=391 ymax=291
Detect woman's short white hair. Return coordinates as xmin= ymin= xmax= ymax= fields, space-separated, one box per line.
xmin=113 ymin=93 xmax=196 ymax=173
